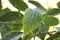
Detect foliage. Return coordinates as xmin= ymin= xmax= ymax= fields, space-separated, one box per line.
xmin=0 ymin=0 xmax=60 ymax=40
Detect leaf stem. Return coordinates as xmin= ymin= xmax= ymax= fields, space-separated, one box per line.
xmin=18 ymin=9 xmax=20 ymax=17
xmin=32 ymin=31 xmax=57 ymax=37
xmin=34 ymin=36 xmax=35 ymax=40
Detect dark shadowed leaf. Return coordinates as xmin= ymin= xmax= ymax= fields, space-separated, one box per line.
xmin=0 ymin=11 xmax=23 ymax=37
xmin=18 ymin=38 xmax=23 ymax=40
xmin=0 ymin=8 xmax=11 ymax=17
xmin=23 ymin=8 xmax=42 ymax=36
xmin=57 ymin=1 xmax=60 ymax=8
xmin=37 ymin=33 xmax=46 ymax=40
xmin=33 ymin=27 xmax=46 ymax=40
xmin=47 ymin=32 xmax=60 ymax=40
xmin=37 ymin=22 xmax=47 ymax=40
xmin=1 ymin=24 xmax=12 ymax=37
xmin=36 ymin=22 xmax=49 ymax=40
xmin=9 ymin=0 xmax=28 ymax=11
xmin=28 ymin=1 xmax=46 ymax=11
xmin=46 ymin=8 xmax=60 ymax=15
xmin=0 ymin=23 xmax=23 ymax=37
xmin=0 ymin=0 xmax=2 ymax=10
xmin=0 ymin=11 xmax=23 ymax=24
xmin=42 ymin=15 xmax=59 ymax=26
xmin=1 ymin=31 xmax=23 ymax=40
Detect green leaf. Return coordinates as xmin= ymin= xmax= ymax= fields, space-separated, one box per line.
xmin=28 ymin=1 xmax=46 ymax=11
xmin=1 ymin=23 xmax=23 ymax=37
xmin=0 ymin=11 xmax=23 ymax=37
xmin=57 ymin=1 xmax=60 ymax=8
xmin=1 ymin=31 xmax=23 ymax=40
xmin=34 ymin=22 xmax=49 ymax=40
xmin=9 ymin=0 xmax=28 ymax=11
xmin=46 ymin=8 xmax=60 ymax=15
xmin=0 ymin=0 xmax=2 ymax=10
xmin=23 ymin=8 xmax=42 ymax=36
xmin=0 ymin=11 xmax=23 ymax=23
xmin=33 ymin=27 xmax=46 ymax=40
xmin=9 ymin=24 xmax=22 ymax=31
xmin=0 ymin=8 xmax=11 ymax=17
xmin=23 ymin=33 xmax=32 ymax=40
xmin=37 ymin=22 xmax=47 ymax=40
xmin=1 ymin=24 xmax=12 ymax=37
xmin=37 ymin=33 xmax=46 ymax=40
xmin=34 ymin=8 xmax=45 ymax=15
xmin=47 ymin=32 xmax=60 ymax=40
xmin=42 ymin=15 xmax=59 ymax=26
xmin=18 ymin=38 xmax=23 ymax=40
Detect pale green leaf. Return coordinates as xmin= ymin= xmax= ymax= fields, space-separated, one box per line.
xmin=23 ymin=8 xmax=42 ymax=36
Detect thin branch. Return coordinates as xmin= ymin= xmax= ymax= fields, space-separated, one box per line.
xmin=34 ymin=36 xmax=35 ymax=40
xmin=32 ymin=31 xmax=56 ymax=37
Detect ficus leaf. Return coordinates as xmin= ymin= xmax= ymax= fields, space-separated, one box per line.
xmin=23 ymin=8 xmax=42 ymax=36
xmin=42 ymin=15 xmax=59 ymax=26
xmin=23 ymin=33 xmax=32 ymax=40
xmin=28 ymin=1 xmax=46 ymax=11
xmin=47 ymin=32 xmax=60 ymax=40
xmin=0 ymin=11 xmax=23 ymax=24
xmin=57 ymin=1 xmax=60 ymax=8
xmin=0 ymin=22 xmax=23 ymax=37
xmin=1 ymin=24 xmax=11 ymax=37
xmin=1 ymin=31 xmax=23 ymax=40
xmin=9 ymin=24 xmax=22 ymax=31
xmin=9 ymin=0 xmax=28 ymax=11
xmin=37 ymin=22 xmax=49 ymax=40
xmin=46 ymin=8 xmax=60 ymax=15
xmin=0 ymin=8 xmax=11 ymax=17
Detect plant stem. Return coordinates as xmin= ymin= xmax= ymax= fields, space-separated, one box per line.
xmin=34 ymin=36 xmax=35 ymax=40
xmin=18 ymin=9 xmax=20 ymax=17
xmin=32 ymin=31 xmax=56 ymax=37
